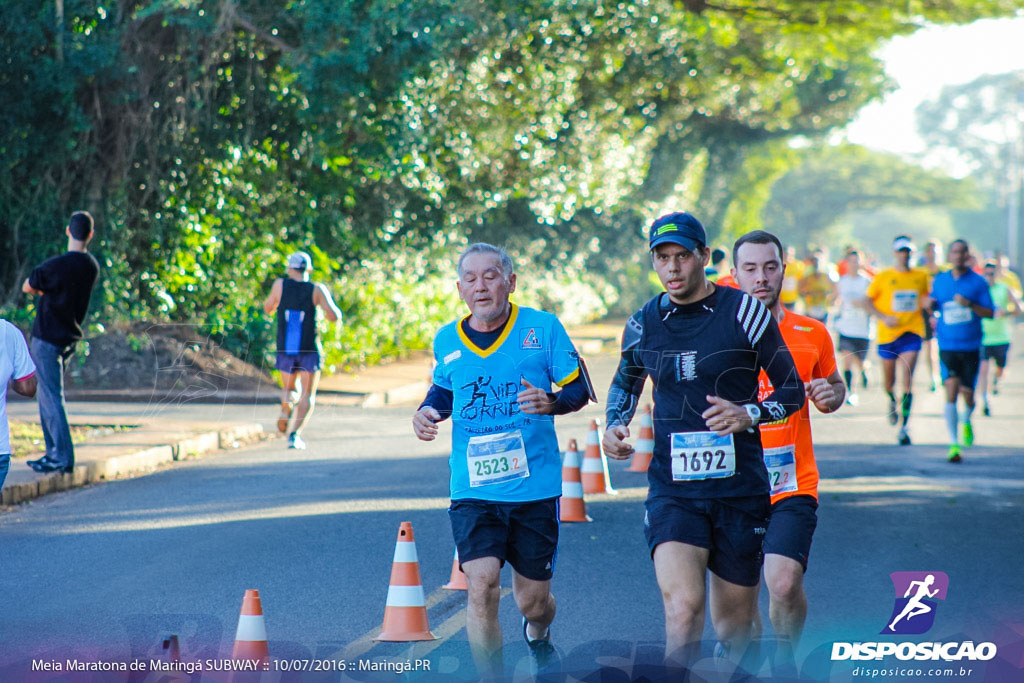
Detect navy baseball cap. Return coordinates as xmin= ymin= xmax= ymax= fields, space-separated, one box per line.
xmin=649 ymin=212 xmax=707 ymax=252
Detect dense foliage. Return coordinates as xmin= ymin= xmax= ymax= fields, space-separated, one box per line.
xmin=2 ymin=0 xmax=1018 ymax=369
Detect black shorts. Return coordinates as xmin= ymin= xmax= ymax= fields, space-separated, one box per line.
xmin=983 ymin=344 xmax=1010 ymax=368
xmin=939 ymin=349 xmax=981 ymax=388
xmin=644 ymin=494 xmax=769 ymax=587
xmin=763 ymin=495 xmax=819 ymax=571
xmin=837 ymin=335 xmax=870 ymax=361
xmin=448 ymin=497 xmax=559 ymax=581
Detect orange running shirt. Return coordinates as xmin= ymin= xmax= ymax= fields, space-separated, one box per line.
xmin=757 ymin=311 xmax=837 ymax=503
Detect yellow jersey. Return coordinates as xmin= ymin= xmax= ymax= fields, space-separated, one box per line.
xmin=866 ymin=267 xmax=930 ymax=345
xmin=782 ymin=259 xmax=807 ymax=306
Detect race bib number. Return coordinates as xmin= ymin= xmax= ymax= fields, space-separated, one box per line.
xmin=942 ymin=301 xmax=972 ymax=325
xmin=670 ymin=432 xmax=735 ymax=481
xmin=467 ymin=431 xmax=529 ymax=487
xmin=763 ymin=445 xmax=798 ymax=496
xmin=891 ymin=290 xmax=918 ymax=313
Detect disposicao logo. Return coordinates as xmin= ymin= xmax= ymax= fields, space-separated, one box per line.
xmin=831 ymin=571 xmax=997 ymax=663
xmin=883 ymin=571 xmax=948 ymax=635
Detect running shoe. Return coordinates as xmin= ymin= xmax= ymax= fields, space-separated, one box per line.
xmin=522 ymin=617 xmax=558 ymax=672
xmin=948 ymin=445 xmax=962 ymax=463
xmin=277 ymin=400 xmax=294 ymax=434
xmin=887 ymin=398 xmax=899 ymax=425
xmin=897 ymin=428 xmax=912 ymax=446
xmin=962 ymin=422 xmax=974 ymax=447
xmin=845 ymin=393 xmax=859 ymax=407
xmin=287 ymin=432 xmax=306 ymax=450
xmin=983 ymin=402 xmax=991 ymax=417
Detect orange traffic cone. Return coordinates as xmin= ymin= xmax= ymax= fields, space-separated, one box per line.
xmin=582 ymin=420 xmax=617 ymax=494
xmin=560 ymin=439 xmax=591 ymax=522
xmin=376 ymin=522 xmax=437 ymax=641
xmin=627 ymin=404 xmax=655 ymax=472
xmin=443 ymin=549 xmax=467 ymax=590
xmin=231 ymin=589 xmax=269 ymax=663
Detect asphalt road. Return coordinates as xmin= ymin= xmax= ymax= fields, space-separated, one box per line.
xmin=2 ymin=349 xmax=1023 ymax=682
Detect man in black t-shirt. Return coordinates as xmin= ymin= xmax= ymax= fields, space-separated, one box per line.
xmin=262 ymin=252 xmax=342 ymax=449
xmin=22 ymin=211 xmax=101 ymax=474
xmin=603 ymin=212 xmax=804 ymax=672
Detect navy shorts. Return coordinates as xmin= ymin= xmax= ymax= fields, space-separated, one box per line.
xmin=939 ymin=349 xmax=980 ymax=388
xmin=275 ymin=351 xmax=321 ymax=374
xmin=983 ymin=343 xmax=1010 ymax=368
xmin=644 ymin=494 xmax=770 ymax=587
xmin=448 ymin=497 xmax=559 ymax=581
xmin=878 ymin=332 xmax=923 ymax=360
xmin=763 ymin=495 xmax=819 ymax=571
xmin=838 ymin=335 xmax=870 ymax=361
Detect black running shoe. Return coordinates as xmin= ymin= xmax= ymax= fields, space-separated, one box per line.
xmin=523 ymin=617 xmax=558 ymax=672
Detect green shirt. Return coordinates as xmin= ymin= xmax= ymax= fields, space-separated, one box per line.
xmin=982 ymin=282 xmax=1012 ymax=346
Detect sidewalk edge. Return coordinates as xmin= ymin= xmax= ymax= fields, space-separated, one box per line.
xmin=1 ymin=423 xmax=266 ymax=507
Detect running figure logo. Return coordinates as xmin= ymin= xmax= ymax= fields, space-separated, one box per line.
xmin=882 ymin=571 xmax=949 ymax=635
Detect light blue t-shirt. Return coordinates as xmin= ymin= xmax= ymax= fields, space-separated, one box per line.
xmin=432 ymin=304 xmax=580 ymax=502
xmin=930 ymin=269 xmax=993 ymax=351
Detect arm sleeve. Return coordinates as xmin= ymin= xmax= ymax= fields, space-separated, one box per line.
xmin=418 ymin=383 xmax=453 ymax=420
xmin=605 ymin=312 xmax=648 ymax=429
xmin=547 ymin=374 xmax=589 ymax=415
xmin=754 ymin=316 xmax=806 ymax=422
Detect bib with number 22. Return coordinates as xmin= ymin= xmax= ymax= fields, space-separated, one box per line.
xmin=763 ymin=445 xmax=798 ymax=496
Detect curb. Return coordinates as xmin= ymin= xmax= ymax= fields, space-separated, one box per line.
xmin=0 ymin=423 xmax=266 ymax=507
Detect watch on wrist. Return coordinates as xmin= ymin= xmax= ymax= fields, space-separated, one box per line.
xmin=744 ymin=403 xmax=762 ymax=427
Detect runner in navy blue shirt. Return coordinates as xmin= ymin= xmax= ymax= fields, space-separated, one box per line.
xmin=927 ymin=239 xmax=993 ymax=462
xmin=603 ymin=212 xmax=804 ymax=670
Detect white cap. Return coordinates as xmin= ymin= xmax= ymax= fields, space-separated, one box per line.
xmin=892 ymin=236 xmax=916 ymax=252
xmin=287 ymin=252 xmax=312 ymax=270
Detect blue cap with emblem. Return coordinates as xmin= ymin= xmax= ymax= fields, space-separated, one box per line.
xmin=649 ymin=212 xmax=707 ymax=252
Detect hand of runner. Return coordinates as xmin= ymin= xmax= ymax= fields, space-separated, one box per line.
xmin=884 ymin=314 xmax=900 ymax=328
xmin=518 ymin=378 xmax=554 ymax=415
xmin=412 ymin=407 xmax=442 ymax=441
xmin=603 ymin=425 xmax=634 ymax=459
xmin=702 ymin=395 xmax=752 ymax=436
xmin=953 ymin=293 xmax=971 ymax=307
xmin=805 ymin=378 xmax=836 ymax=413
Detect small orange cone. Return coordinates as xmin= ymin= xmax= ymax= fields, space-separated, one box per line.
xmin=443 ymin=549 xmax=467 ymax=591
xmin=560 ymin=439 xmax=591 ymax=522
xmin=231 ymin=589 xmax=269 ymax=663
xmin=627 ymin=405 xmax=655 ymax=473
xmin=376 ymin=522 xmax=437 ymax=641
xmin=582 ymin=420 xmax=617 ymax=494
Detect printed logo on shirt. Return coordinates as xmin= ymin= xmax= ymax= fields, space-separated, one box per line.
xmin=521 ymin=327 xmax=543 ymax=349
xmin=675 ymin=351 xmax=698 ymax=382
xmin=763 ymin=400 xmax=786 ymax=421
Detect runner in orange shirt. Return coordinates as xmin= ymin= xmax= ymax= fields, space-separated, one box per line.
xmin=732 ymin=230 xmax=845 ymax=671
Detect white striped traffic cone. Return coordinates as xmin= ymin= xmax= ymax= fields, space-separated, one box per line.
xmin=627 ymin=404 xmax=654 ymax=472
xmin=231 ymin=589 xmax=269 ymax=663
xmin=443 ymin=549 xmax=467 ymax=591
xmin=582 ymin=419 xmax=617 ymax=494
xmin=375 ymin=522 xmax=436 ymax=641
xmin=560 ymin=439 xmax=591 ymax=522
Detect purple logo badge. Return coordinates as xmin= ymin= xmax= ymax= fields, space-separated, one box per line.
xmin=882 ymin=571 xmax=949 ymax=635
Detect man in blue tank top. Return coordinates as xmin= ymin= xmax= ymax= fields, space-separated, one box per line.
xmin=603 ymin=212 xmax=805 ymax=672
xmin=412 ymin=243 xmax=590 ymax=678
xmin=263 ymin=252 xmax=341 ymax=449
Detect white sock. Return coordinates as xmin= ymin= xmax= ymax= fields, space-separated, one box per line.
xmin=944 ymin=403 xmax=958 ymax=444
xmin=961 ymin=403 xmax=975 ymax=424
